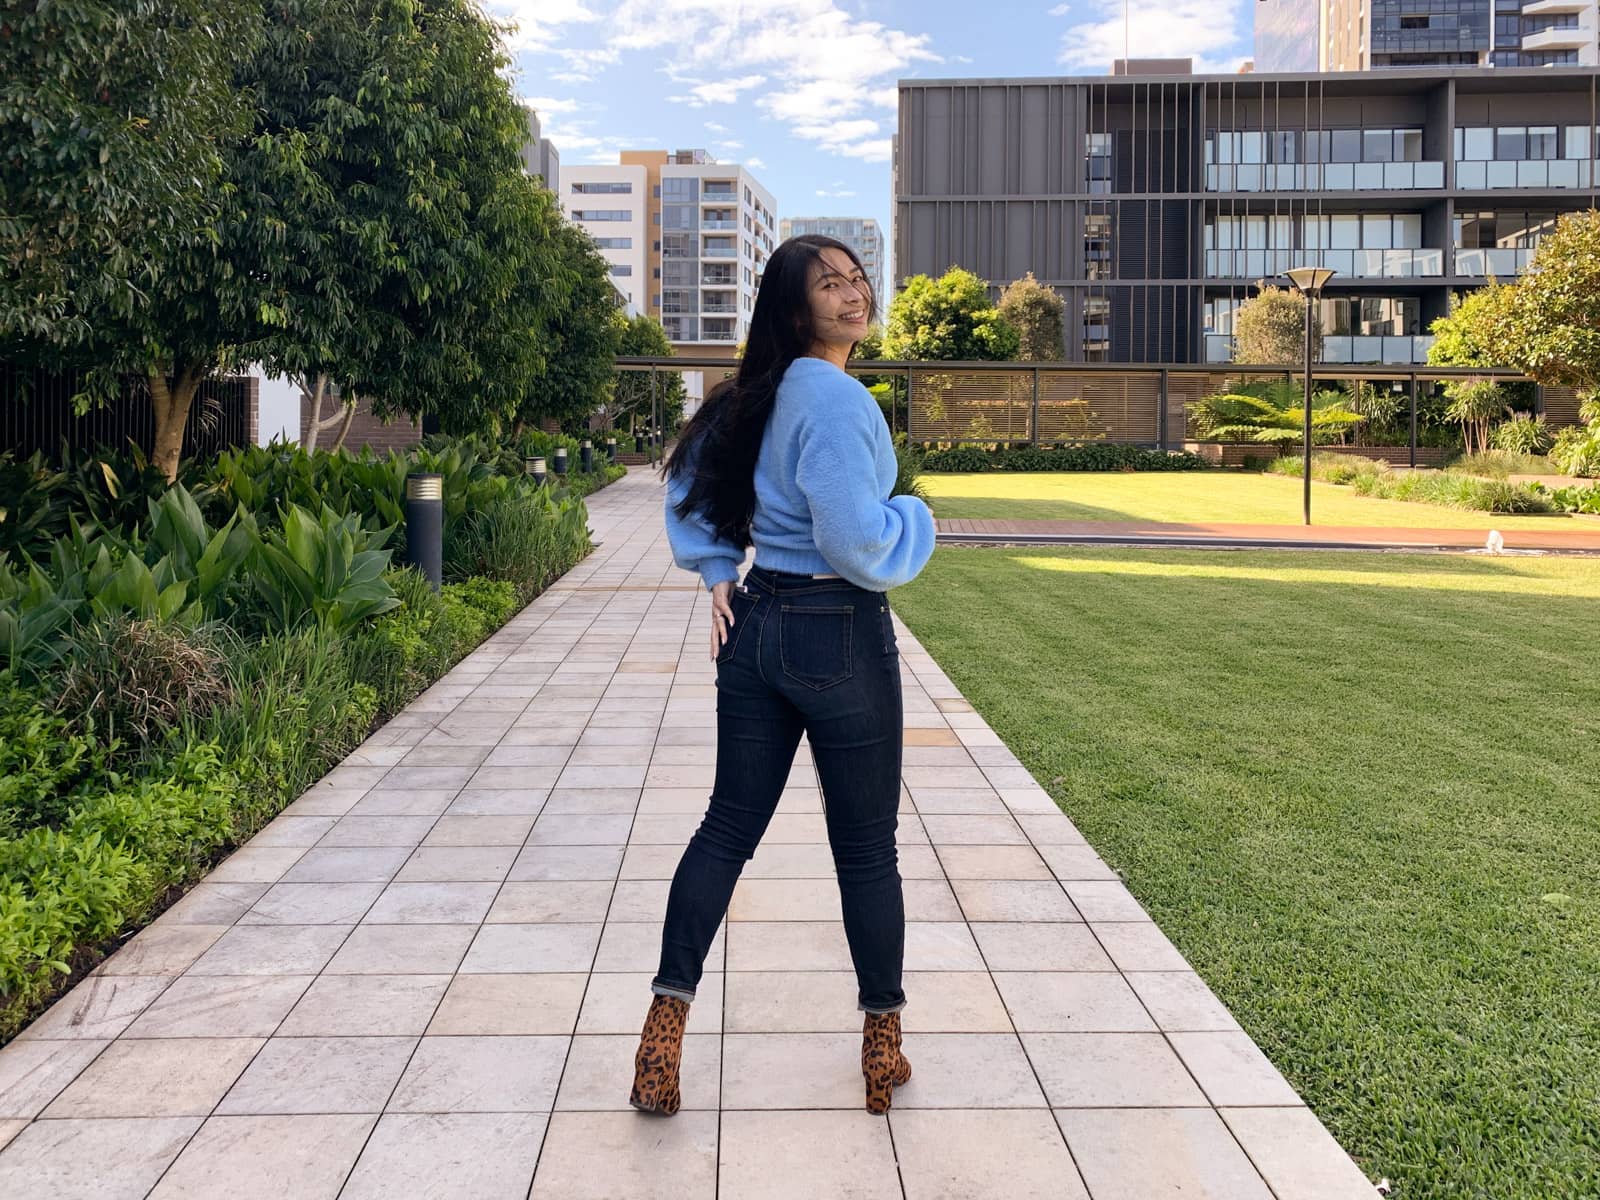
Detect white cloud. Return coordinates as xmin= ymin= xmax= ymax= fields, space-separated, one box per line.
xmin=952 ymin=54 xmax=974 ymax=63
xmin=746 ymin=156 xmax=768 ymax=169
xmin=839 ymin=138 xmax=892 ymax=161
xmin=522 ymin=95 xmax=581 ymax=115
xmin=1048 ymin=3 xmax=1071 ymax=16
xmin=704 ymin=121 xmax=732 ymax=135
xmin=816 ymin=187 xmax=858 ymax=197
xmin=485 ymin=0 xmax=600 ymax=53
xmin=667 ymin=74 xmax=767 ymax=107
xmin=600 ymin=0 xmax=937 ymax=161
xmin=1055 ymin=0 xmax=1250 ymax=73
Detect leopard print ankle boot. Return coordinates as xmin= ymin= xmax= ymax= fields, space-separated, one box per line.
xmin=861 ymin=1010 xmax=912 ymax=1115
xmin=630 ymin=994 xmax=690 ymax=1115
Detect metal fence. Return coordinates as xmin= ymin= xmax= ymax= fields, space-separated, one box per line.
xmin=617 ymin=356 xmax=1560 ymax=467
xmin=1 ymin=365 xmax=257 ymax=459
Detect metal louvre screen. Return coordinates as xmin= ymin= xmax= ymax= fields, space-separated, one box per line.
xmin=906 ymin=369 xmax=1035 ymax=445
xmin=1038 ymin=371 xmax=1160 ymax=444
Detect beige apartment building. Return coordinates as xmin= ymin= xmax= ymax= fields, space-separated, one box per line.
xmin=561 ymin=150 xmax=778 ymax=361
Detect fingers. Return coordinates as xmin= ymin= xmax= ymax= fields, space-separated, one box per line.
xmin=708 ymin=599 xmax=735 ymax=661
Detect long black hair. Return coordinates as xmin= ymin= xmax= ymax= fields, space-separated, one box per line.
xmin=665 ymin=234 xmax=876 ymax=547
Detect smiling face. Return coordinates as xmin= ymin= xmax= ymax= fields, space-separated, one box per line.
xmin=805 ymin=246 xmax=874 ymax=354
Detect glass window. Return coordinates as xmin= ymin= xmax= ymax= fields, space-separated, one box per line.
xmin=1528 ymin=127 xmax=1558 ymax=160
xmin=1331 ymin=129 xmax=1362 ymax=162
xmin=1331 ymin=214 xmax=1361 ymax=250
xmin=1363 ymin=214 xmax=1393 ymax=250
xmin=1241 ymin=131 xmax=1265 ymax=164
xmin=609 ymin=264 xmax=632 ymax=276
xmin=1496 ymin=127 xmax=1527 ymax=160
xmin=1464 ymin=127 xmax=1493 ymax=160
xmin=1400 ymin=130 xmax=1423 ymax=162
xmin=1364 ymin=129 xmax=1394 ymax=163
xmin=1564 ymin=126 xmax=1593 ymax=159
xmin=1395 ymin=213 xmax=1422 ymax=249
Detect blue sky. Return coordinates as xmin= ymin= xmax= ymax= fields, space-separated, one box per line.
xmin=493 ymin=0 xmax=1254 ymax=284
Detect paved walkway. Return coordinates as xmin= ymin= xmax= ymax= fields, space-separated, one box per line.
xmin=939 ymin=515 xmax=1600 ymax=552
xmin=0 ymin=468 xmax=1376 ymax=1199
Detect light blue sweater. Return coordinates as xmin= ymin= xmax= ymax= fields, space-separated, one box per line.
xmin=664 ymin=356 xmax=936 ymax=593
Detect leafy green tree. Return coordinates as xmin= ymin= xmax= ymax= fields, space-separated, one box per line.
xmin=883 ymin=268 xmax=1019 ymax=361
xmin=512 ymin=220 xmax=622 ymax=434
xmin=1428 ymin=282 xmax=1518 ymax=369
xmin=0 ymin=0 xmax=257 ymax=350
xmin=1232 ymin=286 xmax=1321 ymax=365
xmin=998 ymin=272 xmax=1065 ymax=361
xmin=608 ymin=314 xmax=685 ymax=434
xmin=1501 ymin=210 xmax=1600 ymax=401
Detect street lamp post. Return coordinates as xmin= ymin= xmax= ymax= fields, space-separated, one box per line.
xmin=1284 ymin=266 xmax=1336 ymax=525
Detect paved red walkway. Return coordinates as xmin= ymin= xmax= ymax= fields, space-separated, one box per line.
xmin=937 ymin=517 xmax=1600 ymax=551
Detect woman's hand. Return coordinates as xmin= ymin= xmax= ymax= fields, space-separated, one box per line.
xmin=709 ymin=580 xmax=736 ymax=661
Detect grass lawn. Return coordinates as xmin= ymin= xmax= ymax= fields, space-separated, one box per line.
xmin=894 ymin=547 xmax=1600 ymax=1200
xmin=921 ymin=470 xmax=1599 ymax=531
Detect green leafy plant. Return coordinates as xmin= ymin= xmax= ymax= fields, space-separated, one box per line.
xmin=1189 ymin=378 xmax=1363 ymax=444
xmin=251 ymin=504 xmax=400 ymax=632
xmin=920 ymin=444 xmax=1209 ymax=473
xmin=1489 ymin=413 xmax=1554 ymax=456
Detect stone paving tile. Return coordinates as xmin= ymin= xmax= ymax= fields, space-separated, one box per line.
xmin=340 ymin=1112 xmax=544 ymax=1199
xmin=147 ymin=1114 xmax=376 ymax=1200
xmin=891 ymin=1109 xmax=1091 ymax=1200
xmin=0 ymin=470 xmax=1358 ymax=1200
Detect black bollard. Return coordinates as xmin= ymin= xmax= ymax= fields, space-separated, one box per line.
xmin=581 ymin=438 xmax=593 ymax=472
xmin=524 ymin=455 xmax=548 ymax=485
xmin=605 ymin=436 xmax=616 ymax=462
xmin=403 ymin=472 xmax=443 ymax=592
xmin=552 ymin=446 xmax=568 ymax=476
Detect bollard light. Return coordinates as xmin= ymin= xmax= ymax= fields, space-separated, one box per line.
xmin=581 ymin=438 xmax=593 ymax=472
xmin=526 ymin=456 xmax=547 ymax=485
xmin=605 ymin=436 xmax=617 ymax=462
xmin=403 ymin=472 xmax=443 ymax=591
xmin=553 ymin=446 xmax=568 ymax=476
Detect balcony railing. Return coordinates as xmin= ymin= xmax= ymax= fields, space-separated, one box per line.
xmin=1206 ymin=161 xmax=1445 ymax=192
xmin=701 ymin=219 xmax=738 ymax=230
xmin=1203 ymin=333 xmax=1436 ymax=364
xmin=700 ymin=329 xmax=738 ymax=342
xmin=1203 ymin=248 xmax=1445 ymax=279
xmin=701 ymin=187 xmax=737 ymax=200
xmin=701 ymin=302 xmax=736 ymax=314
xmin=1454 ymin=247 xmax=1536 ymax=276
xmin=1456 ymin=158 xmax=1594 ymax=189
xmin=701 ymin=274 xmax=736 ymax=287
xmin=702 ymin=246 xmax=738 ymax=258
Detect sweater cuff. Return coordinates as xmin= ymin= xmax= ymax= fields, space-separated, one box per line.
xmin=701 ymin=560 xmax=740 ymax=591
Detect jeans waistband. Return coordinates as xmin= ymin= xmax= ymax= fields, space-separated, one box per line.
xmin=745 ymin=563 xmax=872 ymax=596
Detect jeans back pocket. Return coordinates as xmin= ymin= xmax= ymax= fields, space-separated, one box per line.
xmin=716 ymin=587 xmax=761 ymax=665
xmin=779 ymin=604 xmax=855 ymax=690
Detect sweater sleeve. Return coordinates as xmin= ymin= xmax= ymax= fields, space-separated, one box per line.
xmin=793 ymin=381 xmax=936 ymax=592
xmin=663 ymin=462 xmax=743 ymax=591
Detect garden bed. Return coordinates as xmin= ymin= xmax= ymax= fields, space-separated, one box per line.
xmin=0 ymin=437 xmax=624 ymax=1042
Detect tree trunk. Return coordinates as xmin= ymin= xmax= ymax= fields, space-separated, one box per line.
xmin=149 ymin=365 xmax=203 ymax=484
xmin=328 ymin=398 xmax=359 ymax=453
xmin=302 ymin=373 xmax=329 ymax=452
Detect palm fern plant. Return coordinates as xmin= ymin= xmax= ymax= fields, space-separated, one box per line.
xmin=1188 ymin=378 xmax=1364 ymax=444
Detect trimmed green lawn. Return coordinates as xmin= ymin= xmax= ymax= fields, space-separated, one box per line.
xmin=921 ymin=470 xmax=1600 ymax=531
xmin=894 ymin=547 xmax=1600 ymax=1200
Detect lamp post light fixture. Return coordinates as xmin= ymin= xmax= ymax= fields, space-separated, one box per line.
xmin=1283 ymin=266 xmax=1336 ymax=525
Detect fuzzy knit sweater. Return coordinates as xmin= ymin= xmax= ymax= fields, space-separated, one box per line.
xmin=664 ymin=356 xmax=936 ymax=593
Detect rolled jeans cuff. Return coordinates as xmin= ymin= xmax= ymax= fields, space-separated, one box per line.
xmin=859 ymin=999 xmax=906 ymax=1015
xmin=652 ymin=982 xmax=697 ymax=1003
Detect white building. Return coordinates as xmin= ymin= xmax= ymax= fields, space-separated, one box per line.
xmin=779 ymin=217 xmax=885 ymax=312
xmin=563 ymin=149 xmax=777 ymax=356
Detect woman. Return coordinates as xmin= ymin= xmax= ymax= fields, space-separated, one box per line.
xmin=630 ymin=235 xmax=936 ymax=1117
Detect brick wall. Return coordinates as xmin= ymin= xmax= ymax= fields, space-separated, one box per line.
xmin=300 ymin=393 xmax=422 ymax=454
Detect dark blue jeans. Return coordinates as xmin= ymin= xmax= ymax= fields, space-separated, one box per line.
xmin=652 ymin=564 xmax=906 ymax=1013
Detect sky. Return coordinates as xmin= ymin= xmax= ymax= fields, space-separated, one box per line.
xmin=494 ymin=0 xmax=1256 ymax=287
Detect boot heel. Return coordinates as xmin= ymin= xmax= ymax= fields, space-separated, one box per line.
xmin=862 ymin=1011 xmax=912 ymax=1115
xmin=630 ymin=995 xmax=689 ymax=1116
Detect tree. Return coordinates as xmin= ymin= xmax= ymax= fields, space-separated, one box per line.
xmin=1232 ymin=285 xmax=1322 ymax=366
xmin=998 ymin=272 xmax=1065 ymax=361
xmin=1427 ymin=282 xmax=1518 ymax=369
xmin=0 ymin=0 xmax=257 ymax=350
xmin=882 ymin=268 xmax=1019 ymax=361
xmin=608 ymin=314 xmax=686 ymax=433
xmin=1500 ymin=210 xmax=1600 ymax=401
xmin=512 ymin=220 xmax=622 ymax=434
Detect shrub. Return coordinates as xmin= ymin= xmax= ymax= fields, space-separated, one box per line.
xmin=1490 ymin=414 xmax=1554 ymax=456
xmin=56 ymin=616 xmax=234 ymax=750
xmin=1452 ymin=451 xmax=1554 ymax=479
xmin=445 ymin=485 xmax=591 ymax=601
xmin=1549 ymin=424 xmax=1600 ymax=478
xmin=251 ymin=504 xmax=400 ymax=633
xmin=0 ymin=683 xmax=112 ymax=838
xmin=891 ymin=433 xmax=928 ymax=501
xmin=921 ymin=444 xmax=1209 ymax=473
xmin=1268 ymin=454 xmax=1556 ymax=513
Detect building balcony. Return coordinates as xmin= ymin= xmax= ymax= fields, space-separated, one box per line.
xmin=701 ymin=302 xmax=737 ymax=314
xmin=1203 ymin=248 xmax=1445 ymax=279
xmin=1205 ymin=161 xmax=1445 ymax=192
xmin=1456 ymin=158 xmax=1594 ymax=188
xmin=1203 ymin=333 xmax=1436 ymax=364
xmin=700 ymin=187 xmax=737 ymax=200
xmin=1523 ymin=24 xmax=1591 ymax=51
xmin=700 ymin=329 xmax=738 ymax=342
xmin=701 ymin=273 xmax=736 ymax=287
xmin=701 ymin=219 xmax=739 ymax=230
xmin=1454 ymin=247 xmax=1536 ymax=276
xmin=1523 ymin=0 xmax=1587 ymax=12
xmin=702 ymin=246 xmax=738 ymax=258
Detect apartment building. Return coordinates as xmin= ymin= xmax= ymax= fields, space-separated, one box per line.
xmin=520 ymin=108 xmax=560 ymax=193
xmin=562 ymin=150 xmax=777 ymax=357
xmin=779 ymin=217 xmax=887 ymax=309
xmin=1256 ymin=0 xmax=1598 ymax=70
xmin=894 ymin=67 xmax=1600 ymax=367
